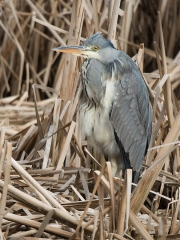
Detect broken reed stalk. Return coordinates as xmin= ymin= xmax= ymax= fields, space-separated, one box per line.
xmin=117 ymin=171 xmax=127 ymax=235
xmin=61 ymin=0 xmax=84 ymax=109
xmin=108 ymin=0 xmax=121 ymax=40
xmin=11 ymin=157 xmax=68 ymax=211
xmin=129 ymin=210 xmax=154 ymax=240
xmin=5 ymin=212 xmax=81 ymax=239
xmin=0 ymin=142 xmax=11 ymax=228
xmin=0 ymin=128 xmax=6 ymax=178
xmin=131 ymin=112 xmax=180 ymax=214
xmin=106 ymin=162 xmax=116 ymax=232
xmin=0 ymin=179 xmax=94 ymax=233
xmin=0 ymin=0 xmax=180 ymax=239
xmin=158 ymin=12 xmax=174 ymax=127
xmin=25 ymin=0 xmax=65 ymax=45
xmin=69 ymin=162 xmax=106 ymax=240
xmin=56 ymin=0 xmax=85 ymax=174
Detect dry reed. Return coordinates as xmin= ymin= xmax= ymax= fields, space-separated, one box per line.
xmin=0 ymin=0 xmax=180 ymax=239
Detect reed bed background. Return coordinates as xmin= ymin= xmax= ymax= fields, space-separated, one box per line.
xmin=0 ymin=0 xmax=180 ymax=239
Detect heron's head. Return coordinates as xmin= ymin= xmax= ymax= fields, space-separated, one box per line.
xmin=53 ymin=32 xmax=119 ymax=64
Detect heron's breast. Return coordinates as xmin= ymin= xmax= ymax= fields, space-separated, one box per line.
xmin=80 ymin=106 xmax=117 ymax=151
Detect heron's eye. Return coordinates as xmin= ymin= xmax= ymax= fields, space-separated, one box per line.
xmin=94 ymin=46 xmax=99 ymax=51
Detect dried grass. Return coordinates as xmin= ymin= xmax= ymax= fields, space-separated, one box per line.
xmin=0 ymin=0 xmax=180 ymax=239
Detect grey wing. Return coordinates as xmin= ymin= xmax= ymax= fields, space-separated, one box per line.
xmin=110 ymin=68 xmax=152 ymax=172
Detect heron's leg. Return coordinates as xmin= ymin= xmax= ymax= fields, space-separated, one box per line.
xmin=110 ymin=158 xmax=118 ymax=177
xmin=104 ymin=154 xmax=108 ymax=162
xmin=103 ymin=155 xmax=117 ymax=176
xmin=132 ymin=170 xmax=140 ymax=184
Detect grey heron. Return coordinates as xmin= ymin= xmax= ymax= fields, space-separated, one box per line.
xmin=53 ymin=32 xmax=152 ymax=181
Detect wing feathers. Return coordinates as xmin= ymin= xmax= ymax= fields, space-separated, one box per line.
xmin=109 ymin=60 xmax=151 ymax=172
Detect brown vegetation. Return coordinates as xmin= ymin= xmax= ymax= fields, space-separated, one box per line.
xmin=0 ymin=0 xmax=180 ymax=239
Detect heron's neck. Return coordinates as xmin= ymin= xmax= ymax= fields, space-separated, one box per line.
xmin=97 ymin=47 xmax=119 ymax=64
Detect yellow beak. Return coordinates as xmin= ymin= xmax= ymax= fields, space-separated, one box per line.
xmin=52 ymin=46 xmax=86 ymax=55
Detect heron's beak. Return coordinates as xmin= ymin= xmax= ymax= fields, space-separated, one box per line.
xmin=52 ymin=46 xmax=86 ymax=56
